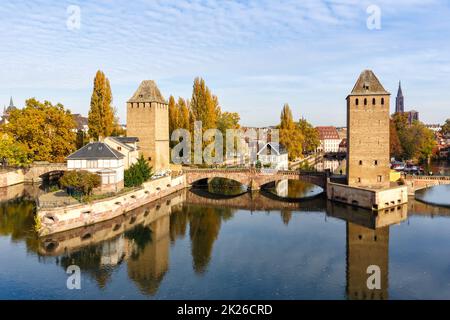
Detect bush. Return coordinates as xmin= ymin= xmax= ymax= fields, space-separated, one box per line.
xmin=60 ymin=170 xmax=101 ymax=196
xmin=125 ymin=155 xmax=153 ymax=187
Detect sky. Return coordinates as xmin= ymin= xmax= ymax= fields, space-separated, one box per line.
xmin=1 ymin=0 xmax=450 ymax=127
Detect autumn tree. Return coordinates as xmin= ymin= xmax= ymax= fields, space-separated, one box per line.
xmin=168 ymin=95 xmax=180 ymax=138
xmin=88 ymin=70 xmax=116 ymax=140
xmin=190 ymin=77 xmax=220 ymax=131
xmin=390 ymin=118 xmax=403 ymax=159
xmin=0 ymin=134 xmax=31 ymax=167
xmin=178 ymin=97 xmax=190 ymax=130
xmin=441 ymin=119 xmax=450 ymax=136
xmin=278 ymin=104 xmax=304 ymax=160
xmin=5 ymin=98 xmax=76 ymax=163
xmin=298 ymin=118 xmax=320 ymax=154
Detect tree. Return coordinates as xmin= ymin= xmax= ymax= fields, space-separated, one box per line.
xmin=278 ymin=104 xmax=304 ymax=160
xmin=390 ymin=118 xmax=403 ymax=159
xmin=0 ymin=134 xmax=31 ymax=167
xmin=124 ymin=155 xmax=153 ymax=187
xmin=298 ymin=118 xmax=320 ymax=153
xmin=5 ymin=98 xmax=76 ymax=162
xmin=168 ymin=95 xmax=180 ymax=138
xmin=190 ymin=77 xmax=219 ymax=131
xmin=178 ymin=97 xmax=190 ymax=130
xmin=60 ymin=170 xmax=101 ymax=196
xmin=88 ymin=70 xmax=115 ymax=140
xmin=441 ymin=119 xmax=450 ymax=136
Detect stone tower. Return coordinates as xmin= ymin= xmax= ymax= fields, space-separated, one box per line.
xmin=346 ymin=70 xmax=390 ymax=188
xmin=395 ymin=81 xmax=404 ymax=114
xmin=127 ymin=80 xmax=169 ymax=172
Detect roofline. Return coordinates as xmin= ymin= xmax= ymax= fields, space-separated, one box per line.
xmin=106 ymin=136 xmax=134 ymax=150
xmin=346 ymin=93 xmax=391 ymax=99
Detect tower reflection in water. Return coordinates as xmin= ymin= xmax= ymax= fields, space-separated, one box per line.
xmin=37 ymin=189 xmax=408 ymax=299
xmin=328 ymin=201 xmax=408 ymax=300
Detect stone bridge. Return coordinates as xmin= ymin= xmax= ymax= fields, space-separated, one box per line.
xmin=404 ymin=175 xmax=450 ymax=195
xmin=183 ymin=168 xmax=328 ymax=191
xmin=24 ymin=163 xmax=67 ymax=183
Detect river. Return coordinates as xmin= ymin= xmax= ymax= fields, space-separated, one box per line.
xmin=1 ymin=181 xmax=450 ymax=300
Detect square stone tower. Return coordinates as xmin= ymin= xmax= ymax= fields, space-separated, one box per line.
xmin=127 ymin=80 xmax=169 ymax=172
xmin=346 ymin=70 xmax=390 ymax=188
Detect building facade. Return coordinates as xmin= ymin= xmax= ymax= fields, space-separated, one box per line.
xmin=104 ymin=136 xmax=139 ymax=169
xmin=256 ymin=142 xmax=288 ymax=170
xmin=346 ymin=70 xmax=390 ymax=188
xmin=127 ymin=80 xmax=169 ymax=173
xmin=66 ymin=142 xmax=125 ymax=193
xmin=316 ymin=126 xmax=341 ymax=153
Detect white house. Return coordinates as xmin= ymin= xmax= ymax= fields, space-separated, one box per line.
xmin=316 ymin=126 xmax=341 ymax=153
xmin=66 ymin=142 xmax=125 ymax=193
xmin=104 ymin=136 xmax=139 ymax=169
xmin=257 ymin=142 xmax=288 ymax=170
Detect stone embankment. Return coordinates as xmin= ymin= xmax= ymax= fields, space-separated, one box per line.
xmin=36 ymin=175 xmax=186 ymax=236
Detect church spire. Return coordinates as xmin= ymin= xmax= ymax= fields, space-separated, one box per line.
xmin=397 ymin=81 xmax=403 ymax=97
xmin=9 ymin=96 xmax=14 ymax=108
xmin=395 ymin=81 xmax=404 ymax=113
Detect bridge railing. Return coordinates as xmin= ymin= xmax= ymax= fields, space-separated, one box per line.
xmin=406 ymin=175 xmax=450 ymax=181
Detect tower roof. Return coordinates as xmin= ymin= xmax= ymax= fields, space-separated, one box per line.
xmin=397 ymin=81 xmax=403 ymax=97
xmin=349 ymin=70 xmax=389 ymax=96
xmin=9 ymin=97 xmax=14 ymax=108
xmin=127 ymin=80 xmax=167 ymax=104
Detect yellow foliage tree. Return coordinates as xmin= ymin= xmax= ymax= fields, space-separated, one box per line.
xmin=5 ymin=98 xmax=76 ymax=163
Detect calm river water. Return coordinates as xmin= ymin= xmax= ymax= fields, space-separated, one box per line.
xmin=1 ymin=182 xmax=450 ymax=300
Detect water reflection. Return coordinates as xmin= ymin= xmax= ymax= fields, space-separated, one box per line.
xmin=2 ymin=187 xmax=450 ymax=299
xmin=415 ymin=185 xmax=450 ymax=208
xmin=266 ymin=180 xmax=324 ymax=200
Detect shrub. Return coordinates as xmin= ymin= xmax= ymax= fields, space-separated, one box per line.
xmin=125 ymin=155 xmax=153 ymax=187
xmin=60 ymin=170 xmax=101 ymax=196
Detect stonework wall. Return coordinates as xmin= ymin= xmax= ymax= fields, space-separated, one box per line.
xmin=37 ymin=175 xmax=186 ymax=236
xmin=126 ymin=101 xmax=169 ymax=172
xmin=0 ymin=169 xmax=25 ymax=188
xmin=347 ymin=95 xmax=390 ymax=188
xmin=327 ymin=180 xmax=408 ymax=210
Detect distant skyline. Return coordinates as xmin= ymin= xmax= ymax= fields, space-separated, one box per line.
xmin=1 ymin=0 xmax=450 ymax=127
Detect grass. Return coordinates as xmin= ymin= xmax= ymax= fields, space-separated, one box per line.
xmin=71 ymin=186 xmax=140 ymax=203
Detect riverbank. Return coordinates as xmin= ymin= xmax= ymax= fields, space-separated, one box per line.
xmin=36 ymin=174 xmax=186 ymax=236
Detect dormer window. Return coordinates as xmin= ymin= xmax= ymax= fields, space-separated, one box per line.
xmin=363 ymin=82 xmax=370 ymax=90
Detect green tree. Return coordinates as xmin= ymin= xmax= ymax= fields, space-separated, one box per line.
xmin=88 ymin=70 xmax=115 ymax=140
xmin=124 ymin=155 xmax=153 ymax=187
xmin=278 ymin=104 xmax=304 ymax=160
xmin=5 ymin=98 xmax=76 ymax=163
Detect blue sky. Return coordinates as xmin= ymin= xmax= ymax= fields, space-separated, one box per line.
xmin=1 ymin=0 xmax=450 ymax=127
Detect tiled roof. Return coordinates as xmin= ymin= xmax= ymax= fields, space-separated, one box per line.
xmin=127 ymin=80 xmax=167 ymax=104
xmin=67 ymin=142 xmax=124 ymax=160
xmin=349 ymin=70 xmax=389 ymax=95
xmin=316 ymin=126 xmax=340 ymax=140
xmin=112 ymin=136 xmax=139 ymax=144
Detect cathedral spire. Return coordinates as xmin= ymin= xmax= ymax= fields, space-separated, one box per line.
xmin=395 ymin=81 xmax=404 ymax=113
xmin=9 ymin=96 xmax=14 ymax=108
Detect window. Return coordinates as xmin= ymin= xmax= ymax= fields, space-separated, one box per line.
xmin=357 ymin=177 xmax=361 ymax=183
xmin=381 ymin=98 xmax=385 ymax=105
xmin=377 ymin=175 xmax=382 ymax=182
xmin=87 ymin=160 xmax=97 ymax=168
xmin=372 ymin=98 xmax=376 ymax=105
xmin=374 ymin=160 xmax=378 ymax=165
xmin=355 ymin=98 xmax=359 ymax=106
xmin=117 ymin=146 xmax=121 ymax=151
xmin=364 ymin=98 xmax=367 ymax=105
xmin=359 ymin=160 xmax=363 ymax=165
